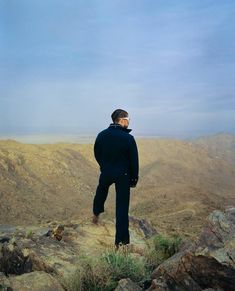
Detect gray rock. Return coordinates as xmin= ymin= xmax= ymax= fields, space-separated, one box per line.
xmin=114 ymin=278 xmax=142 ymax=291
xmin=129 ymin=216 xmax=158 ymax=238
xmin=0 ymin=226 xmax=16 ymax=234
xmin=150 ymin=209 xmax=235 ymax=290
xmin=9 ymin=271 xmax=64 ymax=291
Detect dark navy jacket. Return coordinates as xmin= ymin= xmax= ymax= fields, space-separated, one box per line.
xmin=94 ymin=123 xmax=139 ymax=184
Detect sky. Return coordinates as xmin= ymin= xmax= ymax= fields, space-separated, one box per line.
xmin=1 ymin=0 xmax=235 ymax=140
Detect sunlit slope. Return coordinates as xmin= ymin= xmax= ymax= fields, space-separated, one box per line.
xmin=0 ymin=135 xmax=235 ymax=239
xmin=0 ymin=140 xmax=98 ymax=225
xmin=132 ymin=137 xmax=235 ymax=237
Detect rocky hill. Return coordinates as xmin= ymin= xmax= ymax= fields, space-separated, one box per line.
xmin=0 ymin=134 xmax=235 ymax=239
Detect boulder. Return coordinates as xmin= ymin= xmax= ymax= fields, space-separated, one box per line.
xmin=0 ymin=242 xmax=32 ymax=275
xmin=9 ymin=271 xmax=64 ymax=291
xmin=114 ymin=278 xmax=142 ymax=291
xmin=150 ymin=208 xmax=235 ymax=290
xmin=129 ymin=216 xmax=158 ymax=238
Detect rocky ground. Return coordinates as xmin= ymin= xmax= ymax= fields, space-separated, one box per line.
xmin=149 ymin=207 xmax=235 ymax=291
xmin=1 ymin=208 xmax=235 ymax=290
xmin=0 ymin=215 xmax=156 ymax=290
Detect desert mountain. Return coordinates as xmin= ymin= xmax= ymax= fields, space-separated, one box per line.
xmin=0 ymin=134 xmax=235 ymax=239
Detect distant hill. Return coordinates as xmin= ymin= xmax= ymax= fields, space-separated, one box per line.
xmin=0 ymin=133 xmax=235 ymax=239
xmin=191 ymin=132 xmax=235 ymax=166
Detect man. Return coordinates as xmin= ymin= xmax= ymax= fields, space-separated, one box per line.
xmin=92 ymin=109 xmax=139 ymax=248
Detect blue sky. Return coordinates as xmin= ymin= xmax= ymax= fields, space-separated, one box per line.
xmin=1 ymin=0 xmax=235 ymax=139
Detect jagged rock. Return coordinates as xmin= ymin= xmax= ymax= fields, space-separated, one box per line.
xmin=0 ymin=242 xmax=32 ymax=275
xmin=44 ymin=224 xmax=65 ymax=241
xmin=150 ymin=208 xmax=235 ymax=290
xmin=146 ymin=278 xmax=169 ymax=291
xmin=0 ymin=238 xmax=10 ymax=244
xmin=9 ymin=271 xmax=64 ymax=291
xmin=114 ymin=278 xmax=142 ymax=291
xmin=129 ymin=216 xmax=158 ymax=238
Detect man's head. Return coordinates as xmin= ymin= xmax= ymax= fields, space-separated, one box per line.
xmin=111 ymin=109 xmax=130 ymax=128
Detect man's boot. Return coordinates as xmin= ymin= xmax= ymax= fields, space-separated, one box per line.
xmin=92 ymin=214 xmax=99 ymax=224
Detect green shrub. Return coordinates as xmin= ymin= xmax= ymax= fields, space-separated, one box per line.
xmin=26 ymin=229 xmax=34 ymax=238
xmin=62 ymin=254 xmax=115 ymax=291
xmin=143 ymin=246 xmax=162 ymax=272
xmin=100 ymin=244 xmax=150 ymax=284
xmin=62 ymin=246 xmax=151 ymax=291
xmin=153 ymin=233 xmax=182 ymax=258
xmin=143 ymin=233 xmax=183 ymax=269
xmin=62 ymin=235 xmax=182 ymax=291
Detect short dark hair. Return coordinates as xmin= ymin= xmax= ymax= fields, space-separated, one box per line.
xmin=111 ymin=109 xmax=128 ymax=123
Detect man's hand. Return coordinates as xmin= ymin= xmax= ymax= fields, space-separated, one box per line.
xmin=130 ymin=176 xmax=138 ymax=188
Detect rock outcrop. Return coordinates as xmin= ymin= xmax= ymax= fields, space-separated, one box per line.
xmin=1 ymin=209 xmax=235 ymax=290
xmin=0 ymin=216 xmax=152 ymax=290
xmin=149 ymin=208 xmax=235 ymax=291
xmin=129 ymin=216 xmax=159 ymax=238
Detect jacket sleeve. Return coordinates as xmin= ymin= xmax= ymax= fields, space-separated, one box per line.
xmin=94 ymin=135 xmax=102 ymax=166
xmin=128 ymin=136 xmax=139 ymax=181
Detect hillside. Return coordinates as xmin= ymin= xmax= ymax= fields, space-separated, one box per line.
xmin=191 ymin=132 xmax=235 ymax=166
xmin=131 ymin=137 xmax=235 ymax=238
xmin=0 ymin=140 xmax=97 ymax=225
xmin=0 ymin=134 xmax=235 ymax=239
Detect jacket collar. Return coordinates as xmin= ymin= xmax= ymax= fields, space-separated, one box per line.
xmin=108 ymin=123 xmax=132 ymax=133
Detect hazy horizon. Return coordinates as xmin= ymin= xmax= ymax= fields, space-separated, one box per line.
xmin=0 ymin=130 xmax=234 ymax=145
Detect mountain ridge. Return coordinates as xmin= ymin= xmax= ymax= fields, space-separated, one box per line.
xmin=0 ymin=133 xmax=235 ymax=239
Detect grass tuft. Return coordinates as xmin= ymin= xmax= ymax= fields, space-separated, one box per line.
xmin=62 ymin=234 xmax=183 ymax=290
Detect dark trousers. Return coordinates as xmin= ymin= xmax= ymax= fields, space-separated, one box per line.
xmin=93 ymin=171 xmax=130 ymax=246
